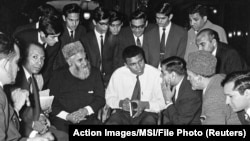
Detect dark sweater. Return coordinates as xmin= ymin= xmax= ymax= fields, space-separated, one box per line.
xmin=49 ymin=66 xmax=105 ymax=116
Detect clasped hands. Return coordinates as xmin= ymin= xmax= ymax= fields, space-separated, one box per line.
xmin=33 ymin=114 xmax=51 ymax=134
xmin=66 ymin=108 xmax=88 ymax=124
xmin=120 ymin=98 xmax=149 ymax=118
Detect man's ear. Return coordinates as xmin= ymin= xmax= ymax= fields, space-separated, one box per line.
xmin=169 ymin=14 xmax=173 ymax=21
xmin=145 ymin=20 xmax=148 ymax=27
xmin=244 ymin=89 xmax=250 ymax=98
xmin=62 ymin=15 xmax=66 ymax=22
xmin=202 ymin=16 xmax=208 ymax=22
xmin=92 ymin=20 xmax=97 ymax=26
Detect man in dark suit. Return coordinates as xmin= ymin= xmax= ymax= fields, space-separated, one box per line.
xmin=222 ymin=71 xmax=250 ymax=125
xmin=54 ymin=3 xmax=87 ymax=70
xmin=0 ymin=33 xmax=53 ymax=141
xmin=161 ymin=56 xmax=202 ymax=124
xmin=119 ymin=10 xmax=151 ymax=66
xmin=6 ymin=42 xmax=68 ymax=140
xmin=83 ymin=7 xmax=118 ymax=87
xmin=15 ymin=15 xmax=63 ymax=89
xmin=196 ymin=28 xmax=249 ymax=74
xmin=49 ymin=41 xmax=105 ymax=132
xmin=146 ymin=2 xmax=187 ymax=68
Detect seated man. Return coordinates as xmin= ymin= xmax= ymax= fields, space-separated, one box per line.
xmin=105 ymin=45 xmax=166 ymax=125
xmin=49 ymin=41 xmax=105 ymax=132
xmin=186 ymin=50 xmax=240 ymax=124
xmin=222 ymin=71 xmax=250 ymax=125
xmin=161 ymin=56 xmax=202 ymax=125
xmin=6 ymin=42 xmax=68 ymax=140
xmin=0 ymin=32 xmax=53 ymax=141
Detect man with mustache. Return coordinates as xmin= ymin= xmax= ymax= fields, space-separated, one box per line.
xmin=49 ymin=41 xmax=105 ymax=132
xmin=5 ymin=42 xmax=68 ymax=140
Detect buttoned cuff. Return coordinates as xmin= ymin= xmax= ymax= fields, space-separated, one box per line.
xmin=85 ymin=106 xmax=94 ymax=115
xmin=56 ymin=111 xmax=69 ymax=120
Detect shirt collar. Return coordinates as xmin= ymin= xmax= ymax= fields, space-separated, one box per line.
xmin=175 ymin=76 xmax=184 ymax=90
xmin=22 ymin=66 xmax=32 ymax=80
xmin=94 ymin=28 xmax=105 ymax=39
xmin=160 ymin=22 xmax=171 ymax=31
xmin=0 ymin=81 xmax=3 ymax=88
xmin=246 ymin=107 xmax=250 ymax=117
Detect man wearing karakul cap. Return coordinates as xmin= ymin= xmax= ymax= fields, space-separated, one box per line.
xmin=49 ymin=41 xmax=105 ymax=132
xmin=186 ymin=50 xmax=240 ymax=125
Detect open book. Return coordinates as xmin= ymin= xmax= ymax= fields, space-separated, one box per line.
xmin=39 ymin=89 xmax=54 ymax=111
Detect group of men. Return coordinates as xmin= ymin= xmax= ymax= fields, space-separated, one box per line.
xmin=0 ymin=1 xmax=250 ymax=141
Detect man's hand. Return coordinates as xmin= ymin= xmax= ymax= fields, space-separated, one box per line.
xmin=131 ymin=100 xmax=149 ymax=118
xmin=119 ymin=98 xmax=130 ymax=112
xmin=32 ymin=120 xmax=48 ymax=134
xmin=11 ymin=88 xmax=30 ymax=113
xmin=66 ymin=111 xmax=84 ymax=124
xmin=76 ymin=108 xmax=88 ymax=122
xmin=161 ymin=78 xmax=175 ymax=102
xmin=28 ymin=132 xmax=54 ymax=141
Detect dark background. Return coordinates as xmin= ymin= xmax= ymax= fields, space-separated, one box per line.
xmin=0 ymin=0 xmax=249 ymax=65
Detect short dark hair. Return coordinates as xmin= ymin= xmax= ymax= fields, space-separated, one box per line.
xmin=109 ymin=10 xmax=123 ymax=24
xmin=63 ymin=3 xmax=81 ymax=17
xmin=130 ymin=10 xmax=147 ymax=22
xmin=32 ymin=4 xmax=58 ymax=21
xmin=122 ymin=45 xmax=145 ymax=63
xmin=155 ymin=2 xmax=173 ymax=16
xmin=221 ymin=71 xmax=250 ymax=95
xmin=197 ymin=28 xmax=220 ymax=42
xmin=19 ymin=42 xmax=44 ymax=65
xmin=92 ymin=6 xmax=110 ymax=23
xmin=38 ymin=15 xmax=63 ymax=36
xmin=0 ymin=33 xmax=15 ymax=60
xmin=188 ymin=4 xmax=208 ymax=17
xmin=161 ymin=56 xmax=187 ymax=76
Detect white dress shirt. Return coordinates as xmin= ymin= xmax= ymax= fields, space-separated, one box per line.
xmin=159 ymin=22 xmax=172 ymax=45
xmin=94 ymin=28 xmax=106 ymax=57
xmin=105 ymin=64 xmax=166 ymax=113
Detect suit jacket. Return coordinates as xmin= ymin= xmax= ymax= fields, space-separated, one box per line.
xmin=15 ymin=29 xmax=61 ymax=89
xmin=83 ymin=31 xmax=119 ymax=87
xmin=0 ymin=87 xmax=27 ymax=141
xmin=162 ymin=76 xmax=202 ymax=125
xmin=54 ymin=24 xmax=87 ymax=70
xmin=6 ymin=67 xmax=41 ymax=137
xmin=202 ymin=74 xmax=240 ymax=125
xmin=118 ymin=25 xmax=153 ymax=66
xmin=145 ymin=23 xmax=187 ymax=67
xmin=215 ymin=42 xmax=249 ymax=74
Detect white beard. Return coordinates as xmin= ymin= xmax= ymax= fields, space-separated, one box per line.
xmin=70 ymin=64 xmax=90 ymax=80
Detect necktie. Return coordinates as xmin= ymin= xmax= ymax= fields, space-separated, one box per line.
xmin=30 ymin=75 xmax=41 ymax=121
xmin=160 ymin=28 xmax=166 ymax=61
xmin=100 ymin=35 xmax=104 ymax=71
xmin=131 ymin=75 xmax=141 ymax=100
xmin=70 ymin=30 xmax=74 ymax=41
xmin=136 ymin=37 xmax=141 ymax=47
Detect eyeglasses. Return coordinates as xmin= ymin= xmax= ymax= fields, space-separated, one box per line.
xmin=98 ymin=22 xmax=109 ymax=26
xmin=130 ymin=24 xmax=146 ymax=30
